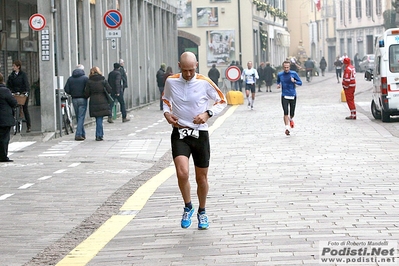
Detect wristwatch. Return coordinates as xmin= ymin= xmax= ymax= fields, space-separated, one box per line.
xmin=206 ymin=110 xmax=213 ymax=118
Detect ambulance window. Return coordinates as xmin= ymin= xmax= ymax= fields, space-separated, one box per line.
xmin=389 ymin=45 xmax=399 ymax=73
xmin=376 ymin=56 xmax=381 ymax=75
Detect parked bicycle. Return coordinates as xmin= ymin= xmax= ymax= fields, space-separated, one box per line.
xmin=60 ymin=91 xmax=74 ymax=135
xmin=12 ymin=93 xmax=28 ymax=135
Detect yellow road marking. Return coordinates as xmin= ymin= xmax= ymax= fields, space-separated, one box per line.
xmin=120 ymin=165 xmax=175 ymax=211
xmin=56 ymin=215 xmax=134 ymax=266
xmin=56 ymin=104 xmax=238 ymax=266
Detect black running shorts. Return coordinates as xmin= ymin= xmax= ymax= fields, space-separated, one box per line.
xmin=171 ymin=127 xmax=210 ymax=168
xmin=281 ymin=96 xmax=297 ymax=117
xmin=245 ymin=83 xmax=256 ymax=93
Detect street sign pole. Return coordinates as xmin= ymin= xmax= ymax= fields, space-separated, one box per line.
xmin=103 ymin=10 xmax=123 ymax=52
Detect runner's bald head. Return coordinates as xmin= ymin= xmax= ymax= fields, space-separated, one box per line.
xmin=179 ymin=52 xmax=198 ymax=81
xmin=179 ymin=52 xmax=197 ymax=65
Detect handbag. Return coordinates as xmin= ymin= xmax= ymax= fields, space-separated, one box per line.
xmin=103 ymin=80 xmax=114 ymax=104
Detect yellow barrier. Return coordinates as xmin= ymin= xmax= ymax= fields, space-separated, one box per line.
xmin=226 ymin=91 xmax=244 ymax=105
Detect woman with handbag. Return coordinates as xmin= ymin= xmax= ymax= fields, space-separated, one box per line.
xmin=84 ymin=67 xmax=112 ymax=141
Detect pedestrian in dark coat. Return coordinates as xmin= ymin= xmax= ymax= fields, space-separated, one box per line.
xmin=64 ymin=64 xmax=88 ymax=141
xmin=84 ymin=67 xmax=112 ymax=141
xmin=119 ymin=59 xmax=128 ymax=89
xmin=264 ymin=62 xmax=275 ymax=92
xmin=207 ymin=64 xmax=220 ymax=86
xmin=6 ymin=60 xmax=31 ymax=132
xmin=319 ymin=57 xmax=327 ymax=76
xmin=107 ymin=63 xmax=129 ymax=123
xmin=354 ymin=53 xmax=360 ymax=72
xmin=156 ymin=63 xmax=166 ymax=110
xmin=163 ymin=66 xmax=173 ymax=84
xmin=236 ymin=61 xmax=244 ymax=91
xmin=257 ymin=62 xmax=266 ymax=92
xmin=0 ymin=73 xmax=18 ymax=162
xmin=334 ymin=56 xmax=343 ymax=83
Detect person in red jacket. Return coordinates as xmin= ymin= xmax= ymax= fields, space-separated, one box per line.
xmin=342 ymin=57 xmax=356 ymax=119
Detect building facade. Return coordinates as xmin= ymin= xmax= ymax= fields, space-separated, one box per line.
xmin=176 ymin=0 xmax=289 ymax=86
xmin=0 ymin=0 xmax=178 ymax=134
xmin=288 ymin=0 xmax=391 ymax=72
xmin=335 ymin=0 xmax=387 ymax=60
xmin=287 ymin=0 xmax=326 ymax=68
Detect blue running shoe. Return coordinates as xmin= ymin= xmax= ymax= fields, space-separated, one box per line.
xmin=197 ymin=211 xmax=209 ymax=230
xmin=181 ymin=207 xmax=194 ymax=228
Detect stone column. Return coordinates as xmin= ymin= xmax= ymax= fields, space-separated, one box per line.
xmin=38 ymin=0 xmax=57 ymax=133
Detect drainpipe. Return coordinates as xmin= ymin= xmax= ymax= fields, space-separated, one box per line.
xmin=371 ymin=1 xmax=375 ymax=22
xmin=343 ymin=3 xmax=346 ymax=27
xmin=51 ymin=0 xmax=62 ymax=136
xmin=238 ymin=0 xmax=242 ymax=65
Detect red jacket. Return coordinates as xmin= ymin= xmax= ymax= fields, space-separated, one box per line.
xmin=342 ymin=64 xmax=356 ymax=89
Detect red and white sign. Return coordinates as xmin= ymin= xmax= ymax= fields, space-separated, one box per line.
xmin=103 ymin=10 xmax=123 ymax=29
xmin=225 ymin=66 xmax=241 ymax=82
xmin=29 ymin=13 xmax=46 ymax=31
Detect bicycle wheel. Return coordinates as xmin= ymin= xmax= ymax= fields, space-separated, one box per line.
xmin=13 ymin=120 xmax=22 ymax=134
xmin=63 ymin=112 xmax=69 ymax=135
xmin=66 ymin=116 xmax=74 ymax=133
xmin=13 ymin=107 xmax=21 ymax=135
xmin=13 ymin=123 xmax=17 ymax=135
xmin=67 ymin=106 xmax=74 ymax=133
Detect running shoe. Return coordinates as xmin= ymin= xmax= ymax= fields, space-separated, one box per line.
xmin=251 ymin=106 xmax=254 ymax=110
xmin=285 ymin=129 xmax=290 ymax=136
xmin=345 ymin=116 xmax=356 ymax=120
xmin=197 ymin=211 xmax=209 ymax=230
xmin=290 ymin=120 xmax=295 ymax=128
xmin=181 ymin=207 xmax=194 ymax=228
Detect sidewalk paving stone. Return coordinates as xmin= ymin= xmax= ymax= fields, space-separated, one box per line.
xmin=3 ymin=74 xmax=399 ymax=265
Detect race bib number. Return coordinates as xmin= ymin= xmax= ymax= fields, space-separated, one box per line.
xmin=178 ymin=128 xmax=199 ymax=139
xmin=284 ymin=96 xmax=295 ymax=100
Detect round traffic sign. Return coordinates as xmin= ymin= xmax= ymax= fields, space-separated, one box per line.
xmin=29 ymin=13 xmax=46 ymax=31
xmin=225 ymin=66 xmax=241 ymax=81
xmin=103 ymin=10 xmax=123 ymax=29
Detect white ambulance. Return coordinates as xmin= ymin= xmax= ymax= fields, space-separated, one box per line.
xmin=367 ymin=28 xmax=399 ymax=122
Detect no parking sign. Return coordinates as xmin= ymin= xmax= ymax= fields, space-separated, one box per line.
xmin=103 ymin=10 xmax=123 ymax=29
